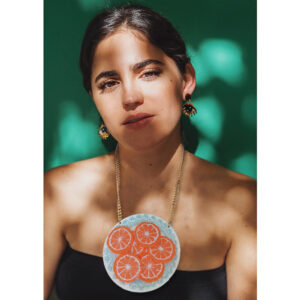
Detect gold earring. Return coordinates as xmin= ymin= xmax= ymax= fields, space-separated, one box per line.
xmin=182 ymin=93 xmax=197 ymax=117
xmin=98 ymin=123 xmax=110 ymax=140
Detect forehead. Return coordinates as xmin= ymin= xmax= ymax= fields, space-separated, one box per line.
xmin=91 ymin=28 xmax=175 ymax=73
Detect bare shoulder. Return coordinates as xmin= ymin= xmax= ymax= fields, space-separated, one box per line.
xmin=44 ymin=153 xmax=114 ymax=220
xmin=185 ymin=153 xmax=257 ymax=297
xmin=44 ymin=154 xmax=112 ymax=190
xmin=186 ymin=151 xmax=256 ymax=229
xmin=187 ymin=151 xmax=256 ymax=188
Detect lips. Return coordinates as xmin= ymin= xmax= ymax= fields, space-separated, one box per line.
xmin=122 ymin=113 xmax=154 ymax=125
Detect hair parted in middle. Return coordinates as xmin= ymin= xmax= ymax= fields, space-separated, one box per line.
xmin=79 ymin=3 xmax=191 ymax=93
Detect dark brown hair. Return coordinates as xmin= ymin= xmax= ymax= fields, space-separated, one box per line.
xmin=79 ymin=3 xmax=190 ymax=93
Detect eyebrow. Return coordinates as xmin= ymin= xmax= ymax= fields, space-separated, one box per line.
xmin=94 ymin=59 xmax=164 ymax=83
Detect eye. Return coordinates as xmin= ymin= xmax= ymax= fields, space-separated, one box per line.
xmin=141 ymin=70 xmax=162 ymax=79
xmin=98 ymin=80 xmax=118 ymax=91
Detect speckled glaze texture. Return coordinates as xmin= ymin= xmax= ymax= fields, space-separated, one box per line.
xmin=103 ymin=214 xmax=181 ymax=293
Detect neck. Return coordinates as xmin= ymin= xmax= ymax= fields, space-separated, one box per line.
xmin=117 ymin=127 xmax=183 ymax=182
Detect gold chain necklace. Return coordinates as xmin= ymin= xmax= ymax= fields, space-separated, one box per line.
xmin=114 ymin=143 xmax=185 ymax=226
xmin=102 ymin=144 xmax=185 ymax=293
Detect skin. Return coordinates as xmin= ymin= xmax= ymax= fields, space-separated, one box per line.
xmin=44 ymin=27 xmax=257 ymax=299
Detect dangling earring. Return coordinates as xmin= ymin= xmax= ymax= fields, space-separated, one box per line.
xmin=98 ymin=123 xmax=110 ymax=140
xmin=182 ymin=93 xmax=197 ymax=117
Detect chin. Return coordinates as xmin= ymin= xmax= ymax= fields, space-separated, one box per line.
xmin=116 ymin=117 xmax=181 ymax=151
xmin=122 ymin=131 xmax=178 ymax=152
xmin=125 ymin=137 xmax=163 ymax=151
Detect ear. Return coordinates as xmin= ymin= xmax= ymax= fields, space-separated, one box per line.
xmin=181 ymin=62 xmax=196 ymax=100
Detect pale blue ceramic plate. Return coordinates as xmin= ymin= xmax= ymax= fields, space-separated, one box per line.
xmin=103 ymin=214 xmax=181 ymax=293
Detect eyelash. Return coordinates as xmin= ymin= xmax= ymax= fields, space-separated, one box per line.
xmin=98 ymin=70 xmax=162 ymax=91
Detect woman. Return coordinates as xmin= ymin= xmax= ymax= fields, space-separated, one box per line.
xmin=44 ymin=4 xmax=256 ymax=299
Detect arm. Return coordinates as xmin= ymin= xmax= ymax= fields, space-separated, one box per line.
xmin=226 ymin=182 xmax=257 ymax=300
xmin=44 ymin=171 xmax=67 ymax=300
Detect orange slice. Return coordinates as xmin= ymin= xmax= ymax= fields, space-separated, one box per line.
xmin=149 ymin=236 xmax=176 ymax=263
xmin=107 ymin=226 xmax=133 ymax=254
xmin=130 ymin=240 xmax=147 ymax=257
xmin=113 ymin=254 xmax=141 ymax=283
xmin=134 ymin=222 xmax=161 ymax=247
xmin=139 ymin=254 xmax=165 ymax=282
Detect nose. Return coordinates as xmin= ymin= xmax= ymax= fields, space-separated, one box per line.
xmin=121 ymin=80 xmax=144 ymax=111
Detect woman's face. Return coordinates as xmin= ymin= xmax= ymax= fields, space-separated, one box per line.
xmin=90 ymin=28 xmax=195 ymax=150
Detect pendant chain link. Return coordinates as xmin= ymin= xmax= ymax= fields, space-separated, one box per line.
xmin=114 ymin=144 xmax=185 ymax=227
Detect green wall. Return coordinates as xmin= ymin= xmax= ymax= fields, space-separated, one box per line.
xmin=44 ymin=0 xmax=256 ymax=179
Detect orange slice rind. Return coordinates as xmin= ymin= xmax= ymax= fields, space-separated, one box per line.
xmin=149 ymin=236 xmax=176 ymax=263
xmin=113 ymin=254 xmax=141 ymax=283
xmin=134 ymin=222 xmax=161 ymax=247
xmin=139 ymin=254 xmax=165 ymax=282
xmin=107 ymin=226 xmax=134 ymax=254
xmin=130 ymin=240 xmax=147 ymax=258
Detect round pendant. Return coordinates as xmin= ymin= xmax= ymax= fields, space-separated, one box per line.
xmin=103 ymin=214 xmax=181 ymax=293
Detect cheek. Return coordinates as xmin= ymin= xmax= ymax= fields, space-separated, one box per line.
xmin=92 ymin=97 xmax=120 ymax=131
xmin=159 ymin=100 xmax=182 ymax=126
xmin=158 ymin=78 xmax=182 ymax=114
xmin=150 ymin=81 xmax=182 ymax=135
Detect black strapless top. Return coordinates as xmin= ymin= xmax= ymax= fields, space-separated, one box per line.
xmin=55 ymin=245 xmax=227 ymax=300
